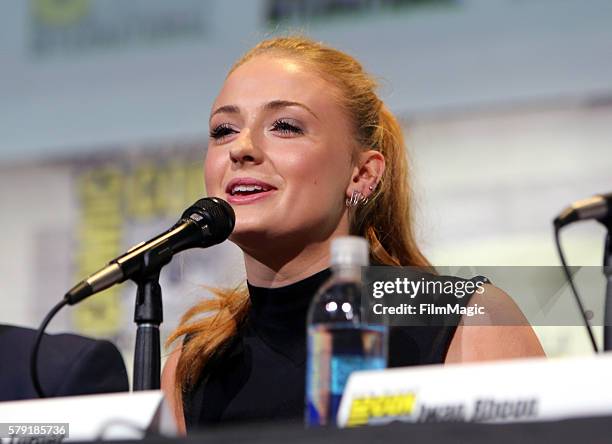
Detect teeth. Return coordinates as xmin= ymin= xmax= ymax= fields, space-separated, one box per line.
xmin=231 ymin=184 xmax=268 ymax=194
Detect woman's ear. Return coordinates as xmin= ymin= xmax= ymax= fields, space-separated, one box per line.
xmin=346 ymin=149 xmax=385 ymax=199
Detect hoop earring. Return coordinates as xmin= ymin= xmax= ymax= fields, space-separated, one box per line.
xmin=345 ymin=190 xmax=368 ymax=208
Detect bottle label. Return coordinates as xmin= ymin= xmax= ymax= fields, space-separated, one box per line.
xmin=330 ymin=355 xmax=386 ymax=395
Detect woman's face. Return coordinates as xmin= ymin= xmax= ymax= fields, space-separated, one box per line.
xmin=205 ymin=55 xmax=356 ymax=250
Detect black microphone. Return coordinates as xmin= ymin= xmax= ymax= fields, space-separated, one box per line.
xmin=65 ymin=197 xmax=235 ymax=305
xmin=554 ymin=192 xmax=612 ymax=229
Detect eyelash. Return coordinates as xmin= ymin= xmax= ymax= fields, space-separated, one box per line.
xmin=209 ymin=123 xmax=235 ymax=140
xmin=208 ymin=119 xmax=303 ymax=141
xmin=271 ymin=119 xmax=303 ymax=135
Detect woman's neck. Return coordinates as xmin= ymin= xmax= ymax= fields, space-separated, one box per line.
xmin=235 ymin=210 xmax=351 ymax=287
xmin=242 ymin=240 xmax=333 ymax=288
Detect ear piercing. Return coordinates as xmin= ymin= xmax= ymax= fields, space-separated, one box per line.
xmin=346 ymin=182 xmax=378 ymax=208
xmin=346 ymin=190 xmax=368 ymax=208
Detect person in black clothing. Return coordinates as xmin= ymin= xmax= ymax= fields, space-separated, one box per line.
xmin=0 ymin=324 xmax=129 ymax=400
xmin=161 ymin=36 xmax=544 ymax=434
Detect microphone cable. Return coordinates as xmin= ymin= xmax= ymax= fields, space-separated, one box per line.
xmin=553 ymin=225 xmax=598 ymax=353
xmin=30 ymin=299 xmax=69 ymax=398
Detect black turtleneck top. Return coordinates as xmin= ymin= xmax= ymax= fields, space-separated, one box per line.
xmin=182 ymin=267 xmax=480 ymax=429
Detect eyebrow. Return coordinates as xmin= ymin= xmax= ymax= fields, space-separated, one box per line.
xmin=209 ymin=100 xmax=319 ymax=122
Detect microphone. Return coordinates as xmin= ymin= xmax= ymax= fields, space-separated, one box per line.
xmin=65 ymin=197 xmax=235 ymax=305
xmin=554 ymin=192 xmax=612 ymax=229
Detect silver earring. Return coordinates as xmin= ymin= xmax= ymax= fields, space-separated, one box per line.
xmin=346 ymin=190 xmax=368 ymax=208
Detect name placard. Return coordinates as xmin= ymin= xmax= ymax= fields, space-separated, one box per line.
xmin=337 ymin=354 xmax=612 ymax=427
xmin=0 ymin=390 xmax=176 ymax=441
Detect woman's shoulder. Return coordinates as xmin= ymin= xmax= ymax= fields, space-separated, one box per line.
xmin=445 ymin=283 xmax=546 ymax=363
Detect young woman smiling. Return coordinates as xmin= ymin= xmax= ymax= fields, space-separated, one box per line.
xmin=161 ymin=36 xmax=544 ymax=434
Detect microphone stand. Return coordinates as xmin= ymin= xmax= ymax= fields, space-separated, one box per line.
xmin=604 ymin=224 xmax=612 ymax=351
xmin=132 ymin=243 xmax=172 ymax=390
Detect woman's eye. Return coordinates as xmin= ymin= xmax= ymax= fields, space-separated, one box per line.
xmin=209 ymin=124 xmax=238 ymax=141
xmin=271 ymin=119 xmax=303 ymax=136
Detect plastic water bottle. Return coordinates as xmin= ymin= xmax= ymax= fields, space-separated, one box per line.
xmin=305 ymin=236 xmax=388 ymax=427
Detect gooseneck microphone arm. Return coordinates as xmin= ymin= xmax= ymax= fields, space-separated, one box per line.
xmin=30 ymin=197 xmax=235 ymax=395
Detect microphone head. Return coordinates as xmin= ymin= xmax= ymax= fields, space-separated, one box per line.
xmin=554 ymin=192 xmax=612 ymax=230
xmin=182 ymin=197 xmax=235 ymax=245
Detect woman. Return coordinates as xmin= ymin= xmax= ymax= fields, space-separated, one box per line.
xmin=161 ymin=36 xmax=544 ymax=433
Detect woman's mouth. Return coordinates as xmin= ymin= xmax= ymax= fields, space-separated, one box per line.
xmin=226 ymin=179 xmax=277 ymax=205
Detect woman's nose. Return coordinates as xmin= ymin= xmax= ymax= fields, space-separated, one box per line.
xmin=229 ymin=131 xmax=262 ymax=165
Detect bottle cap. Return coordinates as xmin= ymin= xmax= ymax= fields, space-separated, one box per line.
xmin=330 ymin=236 xmax=369 ymax=267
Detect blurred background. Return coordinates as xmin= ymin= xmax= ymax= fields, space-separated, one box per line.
xmin=1 ymin=0 xmax=611 ymax=380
